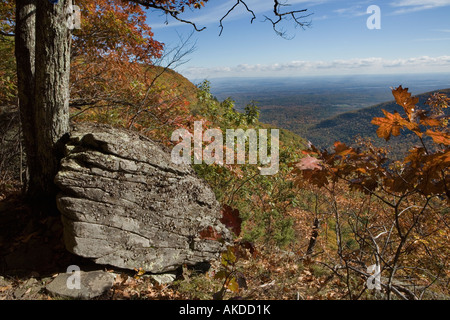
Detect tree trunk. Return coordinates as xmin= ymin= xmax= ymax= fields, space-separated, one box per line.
xmin=306 ymin=217 xmax=320 ymax=257
xmin=15 ymin=0 xmax=37 ymax=196
xmin=16 ymin=0 xmax=71 ymax=213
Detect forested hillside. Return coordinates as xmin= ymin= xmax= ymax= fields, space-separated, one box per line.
xmin=306 ymin=88 xmax=450 ymax=156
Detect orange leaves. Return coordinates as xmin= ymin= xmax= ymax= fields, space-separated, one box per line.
xmin=72 ymin=0 xmax=164 ymax=62
xmin=333 ymin=141 xmax=355 ymax=157
xmin=402 ymin=147 xmax=450 ymax=197
xmin=425 ymin=130 xmax=450 ymax=146
xmin=293 ymin=86 xmax=449 ymax=201
xmin=372 ymin=86 xmax=449 ymax=142
xmin=371 ymin=110 xmax=406 ymax=141
xmin=426 ymin=92 xmax=450 ymax=116
xmin=193 ymin=1 xmax=205 ymax=9
xmin=419 ymin=117 xmax=442 ymax=127
xmin=392 ymin=85 xmax=419 ymax=121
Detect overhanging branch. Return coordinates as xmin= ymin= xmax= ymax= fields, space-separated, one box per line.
xmin=129 ymin=0 xmax=312 ymax=38
xmin=128 ymin=0 xmax=206 ymax=31
xmin=264 ymin=0 xmax=312 ymax=38
xmin=219 ymin=0 xmax=256 ymax=36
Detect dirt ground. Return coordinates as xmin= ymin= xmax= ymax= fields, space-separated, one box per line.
xmin=0 ymin=194 xmax=105 ymax=300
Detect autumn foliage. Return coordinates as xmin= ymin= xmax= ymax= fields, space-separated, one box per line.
xmin=292 ymin=86 xmax=449 ymax=299
xmin=1 ymin=0 xmax=449 ymax=300
xmin=294 ymin=86 xmax=449 ymax=200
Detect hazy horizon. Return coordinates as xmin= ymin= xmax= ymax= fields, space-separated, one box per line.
xmin=189 ymin=71 xmax=450 ymax=83
xmin=149 ymin=1 xmax=450 ymax=79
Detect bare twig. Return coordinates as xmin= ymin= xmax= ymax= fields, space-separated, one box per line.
xmin=219 ymin=0 xmax=256 ymax=36
xmin=131 ymin=0 xmax=312 ymax=38
xmin=129 ymin=0 xmax=206 ymax=31
xmin=263 ymin=0 xmax=312 ymax=38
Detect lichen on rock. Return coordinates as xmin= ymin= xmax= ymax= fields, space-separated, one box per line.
xmin=55 ymin=122 xmax=230 ymax=273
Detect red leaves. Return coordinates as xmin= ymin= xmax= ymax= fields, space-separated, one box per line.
xmin=73 ymin=0 xmax=164 ymax=62
xmin=294 ymin=156 xmax=322 ymax=171
xmin=199 ymin=204 xmax=242 ymax=241
xmin=199 ymin=226 xmax=221 ymax=241
xmin=220 ymin=204 xmax=242 ymax=237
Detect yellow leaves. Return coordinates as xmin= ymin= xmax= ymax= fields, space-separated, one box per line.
xmin=213 ymin=270 xmax=239 ymax=293
xmin=133 ymin=267 xmax=146 ymax=279
xmin=221 ymin=246 xmax=237 ymax=267
xmin=193 ymin=1 xmax=205 ymax=9
xmin=226 ymin=277 xmax=239 ymax=292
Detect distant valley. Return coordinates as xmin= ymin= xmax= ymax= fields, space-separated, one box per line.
xmin=308 ymin=88 xmax=450 ymax=155
xmin=206 ymin=73 xmax=450 ymax=154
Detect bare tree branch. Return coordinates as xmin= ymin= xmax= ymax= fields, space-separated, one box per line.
xmin=129 ymin=0 xmax=312 ymax=38
xmin=219 ymin=0 xmax=256 ymax=36
xmin=129 ymin=0 xmax=206 ymax=31
xmin=0 ymin=30 xmax=14 ymax=37
xmin=264 ymin=0 xmax=313 ymax=38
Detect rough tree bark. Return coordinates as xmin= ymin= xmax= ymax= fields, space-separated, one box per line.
xmin=15 ymin=0 xmax=37 ymax=196
xmin=306 ymin=217 xmax=320 ymax=258
xmin=15 ymin=0 xmax=71 ymax=211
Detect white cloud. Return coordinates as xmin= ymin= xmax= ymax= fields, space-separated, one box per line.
xmin=181 ymin=56 xmax=450 ymax=79
xmin=414 ymin=37 xmax=450 ymax=41
xmin=390 ymin=0 xmax=450 ymax=14
xmin=334 ymin=5 xmax=367 ymax=17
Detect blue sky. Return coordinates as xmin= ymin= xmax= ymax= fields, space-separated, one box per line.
xmin=147 ymin=0 xmax=450 ymax=80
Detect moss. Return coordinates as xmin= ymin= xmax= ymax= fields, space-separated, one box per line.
xmin=309 ymin=264 xmax=332 ymax=278
xmin=172 ymin=274 xmax=221 ymax=300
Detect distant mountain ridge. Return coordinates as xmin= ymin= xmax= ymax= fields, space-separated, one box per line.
xmin=305 ymin=88 xmax=450 ymax=155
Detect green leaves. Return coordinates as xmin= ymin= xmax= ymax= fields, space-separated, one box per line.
xmin=244 ymin=101 xmax=260 ymax=125
xmin=220 ymin=246 xmax=237 ymax=267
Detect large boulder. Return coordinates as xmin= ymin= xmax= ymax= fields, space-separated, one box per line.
xmin=54 ymin=122 xmax=230 ymax=273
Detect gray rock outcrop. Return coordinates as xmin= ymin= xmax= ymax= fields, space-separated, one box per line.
xmin=55 ymin=122 xmax=230 ymax=273
xmin=46 ymin=270 xmax=115 ymax=299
